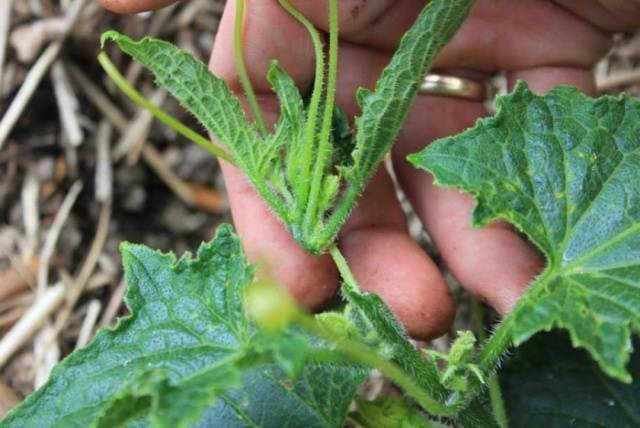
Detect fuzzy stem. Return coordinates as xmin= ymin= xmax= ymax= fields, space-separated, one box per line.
xmin=234 ymin=0 xmax=268 ymax=137
xmin=277 ymin=0 xmax=326 ymax=214
xmin=303 ymin=0 xmax=339 ymax=233
xmin=297 ymin=310 xmax=452 ymax=416
xmin=97 ymin=52 xmax=234 ymax=164
xmin=325 ymin=244 xmax=455 ymax=415
xmin=471 ymin=297 xmax=509 ymax=428
xmin=328 ymin=245 xmax=358 ymax=290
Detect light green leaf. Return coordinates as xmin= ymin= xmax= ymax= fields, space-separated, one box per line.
xmin=1 ymin=225 xmax=366 ymax=427
xmin=322 ymin=0 xmax=476 ymax=241
xmin=101 ymin=32 xmax=260 ymax=172
xmin=348 ymin=0 xmax=475 ymax=184
xmin=500 ymin=332 xmax=640 ymax=427
xmin=341 ymin=279 xmax=498 ymax=426
xmin=410 ymin=82 xmax=640 ymax=382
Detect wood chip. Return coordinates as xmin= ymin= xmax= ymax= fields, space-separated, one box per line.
xmin=33 ymin=323 xmax=59 ymax=388
xmin=98 ymin=280 xmax=125 ymax=328
xmin=95 ymin=120 xmax=113 ymax=203
xmin=0 ymin=379 xmax=20 ymax=419
xmin=0 ymin=257 xmax=37 ymax=303
xmin=51 ymin=61 xmax=83 ymax=147
xmin=0 ymin=0 xmax=12 ymax=89
xmin=0 ymin=0 xmax=87 ymax=149
xmin=74 ymin=299 xmax=101 ymax=349
xmin=37 ymin=180 xmax=83 ymax=295
xmin=10 ymin=17 xmax=66 ymax=63
xmin=597 ymin=69 xmax=640 ymax=93
xmin=20 ymin=173 xmax=39 ymax=258
xmin=0 ymin=283 xmax=65 ymax=370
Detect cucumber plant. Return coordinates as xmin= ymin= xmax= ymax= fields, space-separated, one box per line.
xmin=3 ymin=0 xmax=640 ymax=427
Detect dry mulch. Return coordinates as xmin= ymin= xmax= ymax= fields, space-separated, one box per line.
xmin=1 ymin=0 xmax=640 ymax=417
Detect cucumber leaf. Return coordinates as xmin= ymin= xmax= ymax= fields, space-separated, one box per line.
xmin=410 ymin=82 xmax=640 ymax=382
xmin=1 ymin=225 xmax=366 ymax=428
xmin=500 ymin=332 xmax=640 ymax=427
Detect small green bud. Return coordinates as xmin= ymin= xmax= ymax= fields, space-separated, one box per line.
xmin=245 ymin=281 xmax=299 ymax=332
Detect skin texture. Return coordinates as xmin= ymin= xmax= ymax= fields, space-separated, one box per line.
xmin=98 ymin=0 xmax=640 ymax=339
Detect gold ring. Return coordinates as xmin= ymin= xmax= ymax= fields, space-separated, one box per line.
xmin=419 ymin=73 xmax=492 ymax=101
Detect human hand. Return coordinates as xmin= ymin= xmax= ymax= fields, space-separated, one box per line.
xmin=98 ymin=0 xmax=640 ymax=339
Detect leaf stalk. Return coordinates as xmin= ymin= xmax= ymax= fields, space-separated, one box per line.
xmin=234 ymin=0 xmax=269 ymax=137
xmin=97 ymin=51 xmax=235 ymax=164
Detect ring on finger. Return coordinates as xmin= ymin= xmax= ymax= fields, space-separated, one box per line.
xmin=419 ymin=73 xmax=494 ymax=102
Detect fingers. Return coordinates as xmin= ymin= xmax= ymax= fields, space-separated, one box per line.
xmin=339 ymin=170 xmax=454 ymax=340
xmin=97 ymin=0 xmax=179 ymax=14
xmin=393 ymin=95 xmax=545 ymax=314
xmin=286 ymin=0 xmax=609 ymax=70
xmin=507 ymin=66 xmax=597 ymax=95
xmin=555 ymin=0 xmax=640 ymax=31
xmin=208 ymin=2 xmax=337 ymax=309
xmin=393 ymin=65 xmax=597 ymax=314
xmin=220 ymin=159 xmax=338 ymax=309
xmin=213 ymin=20 xmax=455 ymax=336
xmin=210 ymin=0 xmax=316 ymax=93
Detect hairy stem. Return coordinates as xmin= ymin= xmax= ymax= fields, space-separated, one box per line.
xmin=297 ymin=309 xmax=452 ymax=416
xmin=97 ymin=52 xmax=234 ymax=164
xmin=234 ymin=0 xmax=268 ymax=137
xmin=277 ymin=0 xmax=326 ymax=213
xmin=304 ymin=0 xmax=339 ymax=233
xmin=326 ymin=245 xmax=456 ymax=416
xmin=471 ymin=297 xmax=509 ymax=428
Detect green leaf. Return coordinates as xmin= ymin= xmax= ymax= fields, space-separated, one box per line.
xmin=198 ymin=363 xmax=366 ymax=428
xmin=410 ymin=82 xmax=640 ymax=382
xmin=347 ymin=0 xmax=475 ymax=184
xmin=100 ymin=32 xmax=260 ymax=173
xmin=1 ymin=225 xmax=366 ymax=427
xmin=500 ymin=332 xmax=640 ymax=427
xmin=322 ymin=0 xmax=476 ymax=242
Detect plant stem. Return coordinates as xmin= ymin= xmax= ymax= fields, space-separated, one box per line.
xmin=303 ymin=0 xmax=339 ymax=233
xmin=97 ymin=52 xmax=234 ymax=164
xmin=328 ymin=245 xmax=358 ymax=291
xmin=234 ymin=0 xmax=268 ymax=137
xmin=277 ymin=0 xmax=326 ymax=213
xmin=325 ymin=244 xmax=457 ymax=415
xmin=471 ymin=297 xmax=509 ymax=428
xmin=297 ymin=313 xmax=453 ymax=416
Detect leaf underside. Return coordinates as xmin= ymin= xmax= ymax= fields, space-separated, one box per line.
xmin=500 ymin=332 xmax=640 ymax=428
xmin=410 ymin=82 xmax=640 ymax=382
xmin=1 ymin=225 xmax=365 ymax=428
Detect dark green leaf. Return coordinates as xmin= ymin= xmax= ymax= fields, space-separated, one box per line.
xmin=1 ymin=226 xmax=365 ymax=427
xmin=199 ymin=364 xmax=365 ymax=428
xmin=500 ymin=332 xmax=640 ymax=428
xmin=410 ymin=82 xmax=640 ymax=382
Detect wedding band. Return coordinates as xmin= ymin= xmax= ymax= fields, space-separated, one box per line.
xmin=419 ymin=73 xmax=492 ymax=101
